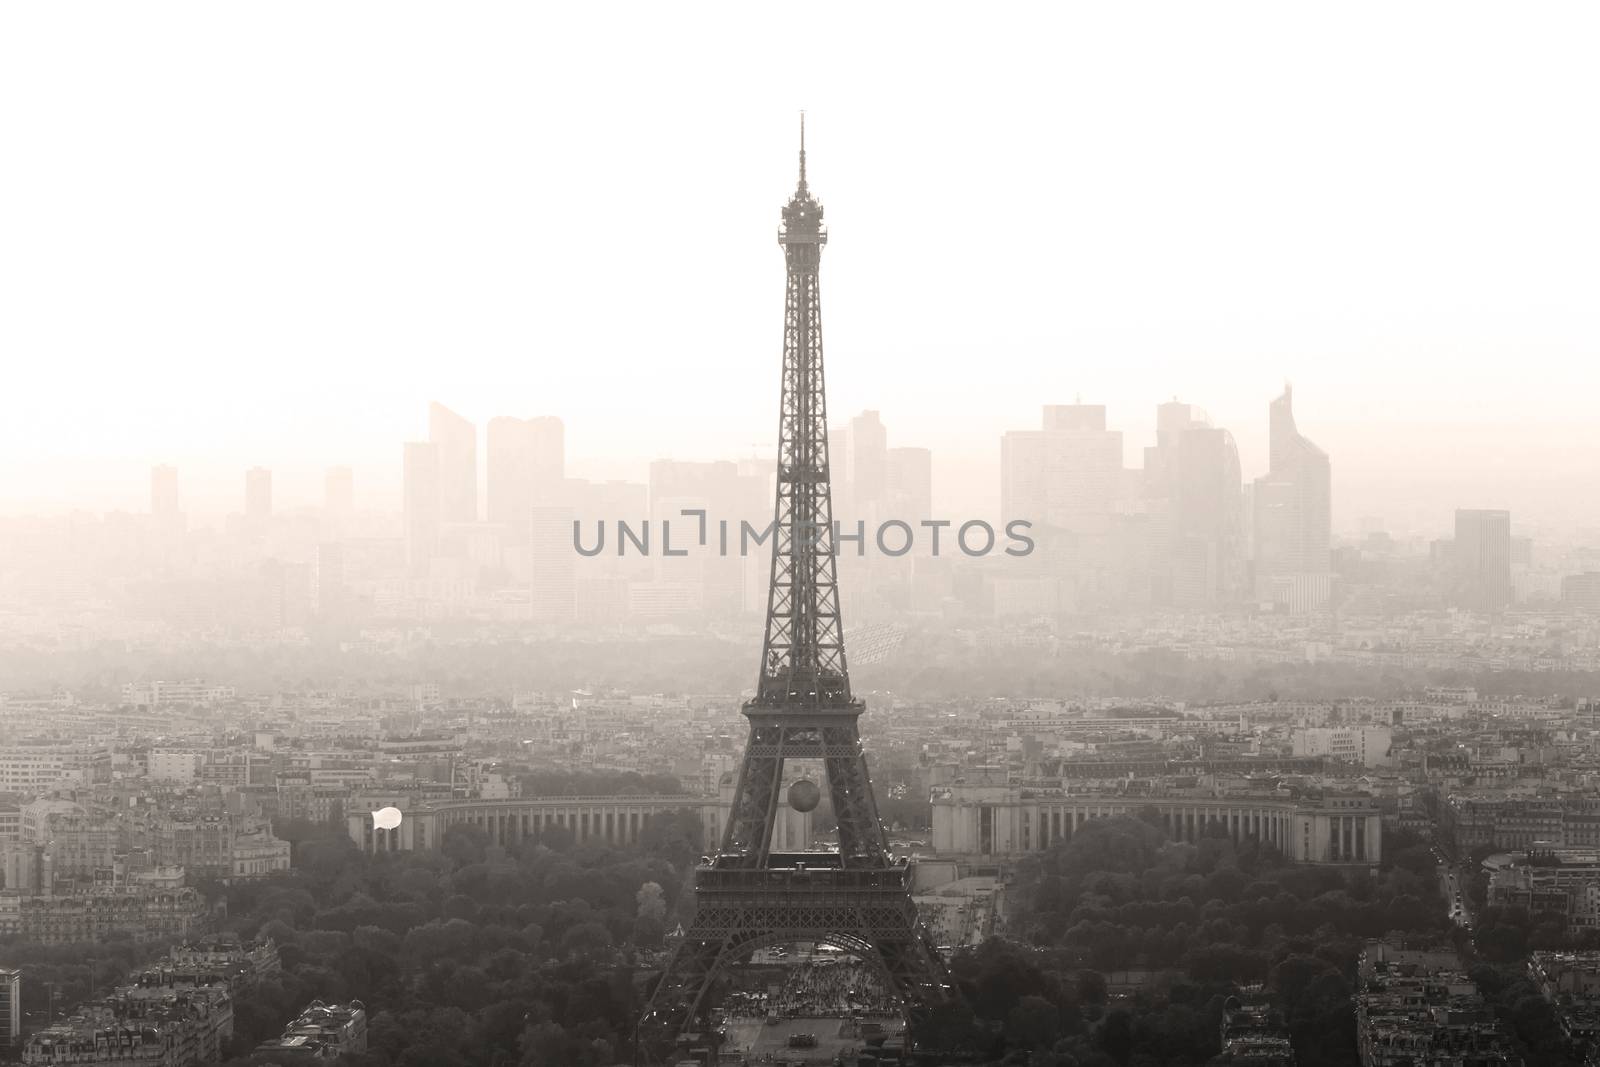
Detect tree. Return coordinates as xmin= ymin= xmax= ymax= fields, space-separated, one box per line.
xmin=1076 ymin=969 xmax=1108 ymax=1005
xmin=638 ymin=809 xmax=704 ymax=869
xmin=559 ymin=921 xmax=614 ymax=960
xmin=441 ymin=824 xmax=488 ymax=867
xmin=1100 ymin=1009 xmax=1135 ymax=1066
xmin=1006 ymin=995 xmax=1062 ymax=1050
xmin=634 ymin=881 xmax=667 ymax=947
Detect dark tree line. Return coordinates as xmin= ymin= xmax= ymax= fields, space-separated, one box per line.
xmin=991 ymin=811 xmax=1458 ymax=1067
xmin=216 ymin=809 xmax=706 ymax=1067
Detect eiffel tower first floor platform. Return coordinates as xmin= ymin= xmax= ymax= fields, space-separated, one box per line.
xmin=637 ymin=853 xmax=958 ymax=1062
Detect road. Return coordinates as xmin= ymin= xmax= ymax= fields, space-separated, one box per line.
xmin=1432 ymin=840 xmax=1475 ymax=930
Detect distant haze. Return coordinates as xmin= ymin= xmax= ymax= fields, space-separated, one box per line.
xmin=2 ymin=3 xmax=1597 ymax=537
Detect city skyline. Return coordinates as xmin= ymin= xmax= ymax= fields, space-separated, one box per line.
xmin=45 ymin=385 xmax=1558 ymax=546
xmin=4 ymin=382 xmax=1595 ymax=539
xmin=3 ymin=6 xmax=1598 ymax=532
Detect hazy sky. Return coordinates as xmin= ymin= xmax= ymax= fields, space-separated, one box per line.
xmin=2 ymin=3 xmax=1597 ymax=536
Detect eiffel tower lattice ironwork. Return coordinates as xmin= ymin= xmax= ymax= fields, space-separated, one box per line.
xmin=637 ymin=119 xmax=957 ymax=1061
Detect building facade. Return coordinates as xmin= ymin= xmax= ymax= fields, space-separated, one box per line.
xmin=1291 ymin=726 xmax=1394 ymax=768
xmin=0 ymin=969 xmax=19 ymax=1050
xmin=346 ymin=794 xmax=725 ymax=856
xmin=1441 ymin=795 xmax=1600 ymax=852
xmin=931 ymin=785 xmax=1381 ymax=864
xmin=1455 ymin=509 xmax=1512 ymax=612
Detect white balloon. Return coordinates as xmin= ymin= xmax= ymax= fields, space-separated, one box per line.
xmin=373 ymin=806 xmax=403 ymax=830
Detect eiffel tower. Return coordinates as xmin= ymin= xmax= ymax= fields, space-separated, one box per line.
xmin=638 ymin=119 xmax=956 ymax=1061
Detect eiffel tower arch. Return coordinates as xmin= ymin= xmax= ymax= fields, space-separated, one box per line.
xmin=637 ymin=120 xmax=958 ymax=1062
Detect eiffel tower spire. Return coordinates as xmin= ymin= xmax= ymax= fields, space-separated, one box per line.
xmin=797 ymin=110 xmax=808 ymax=196
xmin=757 ymin=109 xmax=848 ymax=708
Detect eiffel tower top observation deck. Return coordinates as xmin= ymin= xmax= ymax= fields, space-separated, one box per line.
xmin=754 ymin=114 xmax=853 ymax=711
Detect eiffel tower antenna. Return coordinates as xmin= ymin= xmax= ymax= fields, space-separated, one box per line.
xmin=798 ymin=110 xmax=808 ymax=194
xmin=637 ymin=121 xmax=958 ymax=1063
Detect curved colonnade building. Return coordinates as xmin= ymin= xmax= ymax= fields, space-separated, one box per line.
xmin=931 ymin=784 xmax=1381 ymax=864
xmin=346 ymin=777 xmax=815 ymax=857
xmin=346 ymin=778 xmax=1379 ymax=867
xmin=348 ymin=795 xmax=723 ymax=854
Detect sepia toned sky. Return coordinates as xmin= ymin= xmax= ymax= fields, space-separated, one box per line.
xmin=2 ymin=3 xmax=1597 ymax=536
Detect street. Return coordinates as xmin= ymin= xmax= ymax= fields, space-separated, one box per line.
xmin=1432 ymin=841 xmax=1474 ymax=930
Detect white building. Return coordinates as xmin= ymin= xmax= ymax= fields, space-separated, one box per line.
xmin=232 ymin=831 xmax=292 ymax=879
xmin=1291 ymin=725 xmax=1394 ymax=768
xmin=148 ymin=749 xmax=203 ymax=782
xmin=121 ymin=680 xmax=237 ymax=707
xmin=0 ymin=744 xmax=94 ymax=794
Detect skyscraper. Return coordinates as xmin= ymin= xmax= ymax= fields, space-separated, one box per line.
xmin=428 ymin=402 xmax=477 ymax=524
xmin=1002 ymin=404 xmax=1124 ymax=524
xmin=649 ymin=459 xmax=768 ymax=615
xmin=245 ymin=467 xmax=272 ymax=523
xmin=402 ymin=442 xmax=441 ymax=574
xmin=1252 ymin=387 xmax=1331 ymax=612
xmin=1454 ymin=509 xmax=1512 ymax=612
xmin=1001 ymin=404 xmax=1128 ymax=609
xmin=1142 ymin=403 xmax=1245 ymax=606
xmin=529 ymin=505 xmax=576 ymax=622
xmin=839 ymin=409 xmax=888 ymax=521
xmin=150 ymin=465 xmax=179 ymax=519
xmin=486 ymin=416 xmax=564 ymax=535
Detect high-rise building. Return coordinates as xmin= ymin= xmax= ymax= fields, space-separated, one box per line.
xmin=529 ymin=505 xmax=576 ymax=622
xmin=486 ymin=416 xmax=564 ymax=535
xmin=402 ymin=442 xmax=441 ymax=574
xmin=1143 ymin=403 xmax=1244 ymax=606
xmin=1001 ymin=404 xmax=1128 ymax=609
xmin=150 ymin=465 xmax=179 ymax=519
xmin=1002 ymin=405 xmax=1124 ymax=524
xmin=0 ymin=968 xmax=18 ymax=1049
xmin=428 ymin=402 xmax=477 ymax=524
xmin=838 ymin=410 xmax=888 ymax=521
xmin=1252 ymin=387 xmax=1331 ymax=612
xmin=324 ymin=466 xmax=354 ymax=516
xmin=1454 ymin=509 xmax=1512 ymax=612
xmin=648 ymin=459 xmax=768 ymax=615
xmin=245 ymin=467 xmax=272 ymax=523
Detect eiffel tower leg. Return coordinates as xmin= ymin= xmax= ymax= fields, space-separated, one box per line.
xmin=650 ymin=931 xmax=725 ymax=1021
xmin=723 ymin=725 xmax=783 ymax=857
xmin=638 ymin=931 xmax=723 ymax=1063
xmin=823 ymin=727 xmax=887 ymax=862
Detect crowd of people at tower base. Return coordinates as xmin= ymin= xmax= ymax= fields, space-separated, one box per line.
xmin=771 ymin=955 xmax=901 ymax=1017
xmin=721 ymin=948 xmax=904 ymax=1020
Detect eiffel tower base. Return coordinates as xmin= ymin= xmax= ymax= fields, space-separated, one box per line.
xmin=636 ymin=863 xmax=953 ymax=1065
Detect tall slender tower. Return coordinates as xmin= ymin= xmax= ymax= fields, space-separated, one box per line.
xmin=639 ymin=121 xmax=955 ymax=1060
